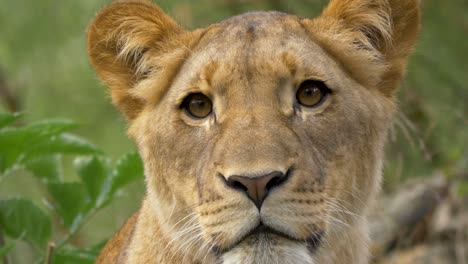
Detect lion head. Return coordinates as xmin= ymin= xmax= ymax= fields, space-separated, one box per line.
xmin=88 ymin=0 xmax=420 ymax=263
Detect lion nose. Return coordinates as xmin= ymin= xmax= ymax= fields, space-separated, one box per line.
xmin=227 ymin=171 xmax=287 ymax=209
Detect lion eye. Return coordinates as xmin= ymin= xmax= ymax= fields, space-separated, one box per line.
xmin=296 ymin=80 xmax=330 ymax=107
xmin=182 ymin=93 xmax=213 ymax=119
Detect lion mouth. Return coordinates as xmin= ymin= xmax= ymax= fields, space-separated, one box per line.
xmin=213 ymin=223 xmax=324 ymax=255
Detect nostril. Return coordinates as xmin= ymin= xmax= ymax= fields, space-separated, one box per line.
xmin=265 ymin=176 xmax=282 ymax=191
xmin=265 ymin=169 xmax=290 ymax=191
xmin=228 ymin=180 xmax=248 ymax=192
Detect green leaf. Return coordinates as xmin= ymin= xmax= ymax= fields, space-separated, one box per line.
xmin=47 ymin=182 xmax=88 ymax=228
xmin=24 ymin=134 xmax=102 ymax=160
xmin=0 ymin=239 xmax=16 ymax=258
xmin=110 ymin=153 xmax=144 ymax=195
xmin=0 ymin=158 xmax=4 ymax=175
xmin=0 ymin=199 xmax=52 ymax=249
xmin=0 ymin=112 xmax=22 ymax=129
xmin=74 ymin=156 xmax=110 ymax=205
xmin=25 ymin=155 xmax=62 ymax=183
xmin=0 ymin=120 xmax=78 ymax=173
xmin=52 ymin=248 xmax=96 ymax=264
xmin=0 ymin=128 xmax=36 ymax=173
xmin=25 ymin=119 xmax=78 ymax=136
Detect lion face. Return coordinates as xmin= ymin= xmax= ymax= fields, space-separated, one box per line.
xmin=129 ymin=13 xmax=394 ymax=263
xmin=88 ymin=1 xmax=420 ymax=263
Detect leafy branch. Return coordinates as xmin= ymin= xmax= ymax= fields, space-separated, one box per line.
xmin=0 ymin=112 xmax=143 ymax=263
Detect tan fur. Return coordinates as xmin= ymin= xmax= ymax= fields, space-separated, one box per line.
xmin=97 ymin=211 xmax=139 ymax=263
xmin=87 ymin=0 xmax=420 ymax=263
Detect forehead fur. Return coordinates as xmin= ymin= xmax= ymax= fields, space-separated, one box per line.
xmin=88 ymin=0 xmax=419 ymax=120
xmin=136 ymin=11 xmax=386 ymax=105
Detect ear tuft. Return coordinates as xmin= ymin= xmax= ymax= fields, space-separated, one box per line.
xmin=307 ymin=0 xmax=420 ymax=96
xmin=87 ymin=0 xmax=184 ymax=120
xmin=323 ymin=1 xmax=393 ymax=55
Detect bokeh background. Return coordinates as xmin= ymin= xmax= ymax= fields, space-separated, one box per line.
xmin=0 ymin=0 xmax=467 ymax=263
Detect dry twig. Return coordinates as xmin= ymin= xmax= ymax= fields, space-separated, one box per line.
xmin=0 ymin=68 xmax=20 ymax=112
xmin=45 ymin=242 xmax=55 ymax=264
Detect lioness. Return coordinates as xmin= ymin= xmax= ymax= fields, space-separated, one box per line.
xmin=87 ymin=0 xmax=420 ymax=263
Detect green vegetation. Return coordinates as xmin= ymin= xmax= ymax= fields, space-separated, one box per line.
xmin=0 ymin=0 xmax=466 ymax=263
xmin=0 ymin=112 xmax=143 ymax=263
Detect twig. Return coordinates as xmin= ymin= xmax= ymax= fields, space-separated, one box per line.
xmin=45 ymin=242 xmax=55 ymax=264
xmin=55 ymin=208 xmax=98 ymax=250
xmin=396 ymin=111 xmax=432 ymax=161
xmin=0 ymin=228 xmax=9 ymax=264
xmin=0 ymin=68 xmax=20 ymax=112
xmin=394 ymin=115 xmax=417 ymax=149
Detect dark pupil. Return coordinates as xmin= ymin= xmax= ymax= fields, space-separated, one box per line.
xmin=187 ymin=95 xmax=211 ymax=117
xmin=191 ymin=99 xmax=206 ymax=109
xmin=304 ymin=87 xmax=318 ymax=96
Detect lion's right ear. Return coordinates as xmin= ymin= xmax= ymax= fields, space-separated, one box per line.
xmin=87 ymin=0 xmax=184 ymax=120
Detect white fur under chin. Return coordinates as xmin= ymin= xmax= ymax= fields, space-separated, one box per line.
xmin=222 ymin=235 xmax=315 ymax=264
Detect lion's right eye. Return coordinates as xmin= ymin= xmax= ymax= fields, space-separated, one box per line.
xmin=181 ymin=93 xmax=213 ymax=119
xmin=296 ymin=80 xmax=330 ymax=108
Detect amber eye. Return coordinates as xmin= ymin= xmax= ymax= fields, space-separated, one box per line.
xmin=296 ymin=80 xmax=330 ymax=107
xmin=182 ymin=93 xmax=213 ymax=119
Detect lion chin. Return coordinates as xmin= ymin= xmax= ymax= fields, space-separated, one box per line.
xmin=219 ymin=224 xmax=323 ymax=264
xmin=222 ymin=234 xmax=315 ymax=264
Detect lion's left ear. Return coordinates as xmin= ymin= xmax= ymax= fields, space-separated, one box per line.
xmin=305 ymin=0 xmax=421 ymax=96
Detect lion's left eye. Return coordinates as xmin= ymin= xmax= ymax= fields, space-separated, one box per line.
xmin=296 ymin=80 xmax=330 ymax=107
xmin=181 ymin=93 xmax=213 ymax=119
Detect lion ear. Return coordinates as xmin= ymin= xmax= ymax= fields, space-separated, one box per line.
xmin=308 ymin=0 xmax=420 ymax=96
xmin=87 ymin=0 xmax=184 ymax=120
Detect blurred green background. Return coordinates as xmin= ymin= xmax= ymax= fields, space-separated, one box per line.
xmin=0 ymin=0 xmax=466 ymax=263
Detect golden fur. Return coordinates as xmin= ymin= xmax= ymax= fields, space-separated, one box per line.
xmin=87 ymin=0 xmax=420 ymax=263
